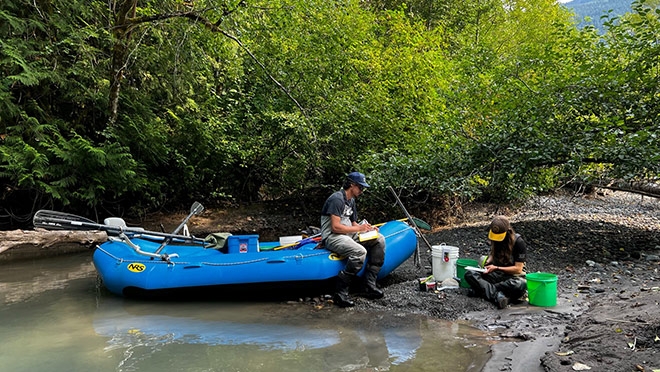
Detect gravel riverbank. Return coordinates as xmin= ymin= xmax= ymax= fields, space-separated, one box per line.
xmin=8 ymin=189 xmax=657 ymax=371
xmin=352 ymin=190 xmax=660 ymax=372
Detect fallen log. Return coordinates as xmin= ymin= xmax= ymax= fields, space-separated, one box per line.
xmin=570 ymin=180 xmax=660 ymax=199
xmin=596 ymin=180 xmax=660 ymax=198
xmin=0 ymin=229 xmax=108 ymax=262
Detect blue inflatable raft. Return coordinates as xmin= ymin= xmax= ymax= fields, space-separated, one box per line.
xmin=92 ymin=220 xmax=416 ymax=298
xmin=33 ymin=203 xmax=418 ymax=299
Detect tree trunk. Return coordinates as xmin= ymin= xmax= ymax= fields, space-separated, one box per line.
xmin=589 ymin=180 xmax=660 ymax=199
xmin=108 ymin=0 xmax=137 ymax=126
xmin=0 ymin=229 xmax=108 ymax=262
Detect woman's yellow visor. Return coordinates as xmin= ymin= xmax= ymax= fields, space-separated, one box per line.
xmin=488 ymin=230 xmax=506 ymax=242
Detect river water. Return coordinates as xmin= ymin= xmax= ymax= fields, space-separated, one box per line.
xmin=0 ymin=252 xmax=493 ymax=372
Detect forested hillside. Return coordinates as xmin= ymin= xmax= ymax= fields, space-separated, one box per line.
xmin=1 ymin=0 xmax=659 ymax=226
xmin=563 ymin=0 xmax=633 ymax=31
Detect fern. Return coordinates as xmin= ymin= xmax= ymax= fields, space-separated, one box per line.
xmin=0 ymin=9 xmax=27 ymax=31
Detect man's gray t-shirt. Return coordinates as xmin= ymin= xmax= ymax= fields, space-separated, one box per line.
xmin=320 ymin=189 xmax=358 ymax=241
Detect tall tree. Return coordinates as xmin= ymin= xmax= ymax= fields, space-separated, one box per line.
xmin=108 ymin=0 xmax=137 ymax=127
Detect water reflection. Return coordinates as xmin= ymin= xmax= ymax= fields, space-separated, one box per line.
xmin=93 ymin=299 xmax=428 ymax=371
xmin=0 ymin=253 xmax=492 ymax=372
xmin=92 ymin=298 xmax=489 ymax=372
xmin=95 ymin=301 xmax=342 ymax=351
xmin=0 ymin=254 xmax=96 ymax=304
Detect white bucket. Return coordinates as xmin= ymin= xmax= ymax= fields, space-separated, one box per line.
xmin=431 ymin=244 xmax=459 ymax=282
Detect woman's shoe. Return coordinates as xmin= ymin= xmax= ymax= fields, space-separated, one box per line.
xmin=495 ymin=292 xmax=509 ymax=309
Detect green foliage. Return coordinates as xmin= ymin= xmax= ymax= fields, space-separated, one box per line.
xmin=467 ymin=0 xmax=660 ymax=199
xmin=0 ymin=117 xmax=144 ymax=210
xmin=2 ymin=0 xmax=660 ymax=219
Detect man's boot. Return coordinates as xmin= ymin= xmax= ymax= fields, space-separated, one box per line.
xmin=359 ymin=269 xmax=384 ymax=299
xmin=334 ymin=271 xmax=355 ymax=307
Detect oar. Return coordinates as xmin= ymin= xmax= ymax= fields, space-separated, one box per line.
xmin=374 ymin=217 xmax=431 ymax=230
xmin=387 ymin=186 xmax=433 ymax=268
xmin=270 ymin=234 xmax=321 ymax=251
xmin=271 ymin=218 xmax=408 ymax=251
xmin=33 ymin=209 xmax=205 ymax=244
xmin=33 ymin=209 xmax=97 ymax=230
xmin=155 ymin=201 xmax=205 ymax=254
xmin=268 ymin=217 xmax=431 ymax=251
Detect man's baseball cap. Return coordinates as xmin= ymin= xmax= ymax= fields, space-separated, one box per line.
xmin=347 ymin=172 xmax=370 ymax=188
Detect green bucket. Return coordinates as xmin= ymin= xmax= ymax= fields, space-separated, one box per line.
xmin=456 ymin=258 xmax=479 ymax=288
xmin=526 ymin=272 xmax=558 ymax=307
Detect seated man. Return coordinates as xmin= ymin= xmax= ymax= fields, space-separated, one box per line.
xmin=320 ymin=172 xmax=386 ymax=307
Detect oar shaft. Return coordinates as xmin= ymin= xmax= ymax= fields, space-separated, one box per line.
xmin=34 ymin=212 xmax=204 ymax=244
xmin=387 ymin=186 xmax=431 ymax=267
xmin=272 ymin=233 xmax=321 ymax=250
xmin=155 ymin=202 xmax=205 ymax=254
xmin=374 ymin=218 xmax=407 ymax=227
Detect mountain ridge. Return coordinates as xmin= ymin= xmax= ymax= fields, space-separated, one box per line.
xmin=562 ymin=0 xmax=633 ymax=31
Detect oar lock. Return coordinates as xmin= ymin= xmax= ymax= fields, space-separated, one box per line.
xmin=160 ymin=253 xmax=179 ymax=263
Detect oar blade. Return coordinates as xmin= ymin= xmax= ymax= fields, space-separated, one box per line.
xmin=191 ymin=201 xmax=204 ymax=215
xmin=33 ymin=210 xmax=98 ymax=231
xmin=411 ymin=217 xmax=431 ymax=231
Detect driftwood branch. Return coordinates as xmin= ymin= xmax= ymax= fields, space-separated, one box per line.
xmin=0 ymin=229 xmax=108 ymax=262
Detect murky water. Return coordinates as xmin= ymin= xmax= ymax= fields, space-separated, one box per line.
xmin=0 ymin=253 xmax=493 ymax=372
